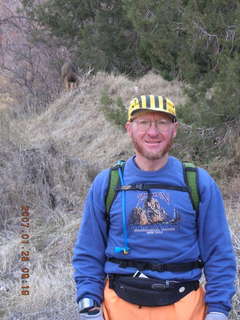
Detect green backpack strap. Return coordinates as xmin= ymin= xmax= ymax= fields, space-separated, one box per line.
xmin=183 ymin=162 xmax=200 ymax=213
xmin=105 ymin=160 xmax=126 ymax=223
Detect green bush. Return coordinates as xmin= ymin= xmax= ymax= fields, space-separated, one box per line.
xmin=100 ymin=91 xmax=127 ymax=129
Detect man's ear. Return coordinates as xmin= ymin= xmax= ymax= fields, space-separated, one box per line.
xmin=125 ymin=121 xmax=131 ymax=135
xmin=173 ymin=121 xmax=179 ymax=138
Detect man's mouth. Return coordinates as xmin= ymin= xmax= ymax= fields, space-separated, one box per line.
xmin=145 ymin=140 xmax=161 ymax=145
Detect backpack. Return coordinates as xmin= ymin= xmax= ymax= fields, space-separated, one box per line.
xmin=104 ymin=159 xmax=203 ymax=270
xmin=105 ymin=160 xmax=200 ymax=225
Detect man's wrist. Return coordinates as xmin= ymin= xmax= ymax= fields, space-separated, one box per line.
xmin=78 ymin=298 xmax=99 ymax=313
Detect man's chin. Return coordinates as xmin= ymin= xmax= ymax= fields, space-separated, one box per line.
xmin=134 ymin=145 xmax=168 ymax=160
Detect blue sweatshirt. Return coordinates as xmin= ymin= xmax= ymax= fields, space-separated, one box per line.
xmin=72 ymin=156 xmax=236 ymax=315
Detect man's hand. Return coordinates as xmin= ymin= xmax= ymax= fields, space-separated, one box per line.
xmin=205 ymin=312 xmax=228 ymax=320
xmin=79 ymin=308 xmax=104 ymax=320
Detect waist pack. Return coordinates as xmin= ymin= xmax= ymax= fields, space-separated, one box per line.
xmin=109 ymin=274 xmax=199 ymax=307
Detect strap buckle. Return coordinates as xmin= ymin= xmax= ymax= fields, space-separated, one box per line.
xmin=115 ymin=184 xmax=146 ymax=191
xmin=115 ymin=185 xmax=133 ymax=191
xmin=150 ymin=263 xmax=167 ymax=272
xmin=134 ymin=183 xmax=146 ymax=190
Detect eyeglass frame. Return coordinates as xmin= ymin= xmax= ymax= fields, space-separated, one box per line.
xmin=130 ymin=118 xmax=175 ymax=132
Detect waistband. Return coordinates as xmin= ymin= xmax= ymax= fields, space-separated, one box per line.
xmin=108 ymin=257 xmax=204 ymax=272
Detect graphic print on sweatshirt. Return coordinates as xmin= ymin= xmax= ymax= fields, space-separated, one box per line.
xmin=129 ymin=191 xmax=181 ymax=234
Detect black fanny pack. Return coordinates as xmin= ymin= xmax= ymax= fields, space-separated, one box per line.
xmin=109 ymin=274 xmax=199 ymax=307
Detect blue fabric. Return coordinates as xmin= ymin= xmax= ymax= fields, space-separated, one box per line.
xmin=72 ymin=156 xmax=236 ymax=315
xmin=205 ymin=312 xmax=228 ymax=320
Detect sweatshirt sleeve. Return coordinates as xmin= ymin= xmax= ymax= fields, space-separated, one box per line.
xmin=197 ymin=169 xmax=236 ymax=316
xmin=72 ymin=170 xmax=109 ymax=305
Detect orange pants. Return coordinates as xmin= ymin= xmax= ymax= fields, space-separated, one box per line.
xmin=103 ymin=280 xmax=206 ymax=320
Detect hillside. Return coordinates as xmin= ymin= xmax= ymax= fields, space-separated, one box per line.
xmin=0 ymin=72 xmax=239 ymax=319
xmin=22 ymin=72 xmax=185 ymax=168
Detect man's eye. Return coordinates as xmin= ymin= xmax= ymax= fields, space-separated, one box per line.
xmin=139 ymin=121 xmax=149 ymax=125
xmin=157 ymin=121 xmax=169 ymax=125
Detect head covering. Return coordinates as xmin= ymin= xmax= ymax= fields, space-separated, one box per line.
xmin=128 ymin=95 xmax=176 ymax=121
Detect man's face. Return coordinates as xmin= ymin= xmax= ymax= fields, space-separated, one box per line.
xmin=125 ymin=111 xmax=178 ymax=162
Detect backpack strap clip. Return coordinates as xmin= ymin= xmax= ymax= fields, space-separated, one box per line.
xmin=115 ymin=183 xmax=146 ymax=191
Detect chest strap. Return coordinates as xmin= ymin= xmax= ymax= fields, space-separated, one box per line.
xmin=108 ymin=257 xmax=203 ymax=272
xmin=115 ymin=184 xmax=189 ymax=192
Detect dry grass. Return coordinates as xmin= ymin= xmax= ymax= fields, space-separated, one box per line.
xmin=226 ymin=197 xmax=240 ymax=319
xmin=0 ymin=76 xmax=16 ymax=111
xmin=0 ymin=71 xmax=239 ymax=319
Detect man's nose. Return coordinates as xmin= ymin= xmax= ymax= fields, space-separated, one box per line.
xmin=146 ymin=121 xmax=159 ymax=134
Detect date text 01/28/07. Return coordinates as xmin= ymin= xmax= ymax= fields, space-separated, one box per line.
xmin=20 ymin=206 xmax=30 ymax=295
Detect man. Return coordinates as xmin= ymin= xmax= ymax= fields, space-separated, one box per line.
xmin=72 ymin=95 xmax=236 ymax=320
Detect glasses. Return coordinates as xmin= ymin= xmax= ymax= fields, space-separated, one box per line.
xmin=132 ymin=119 xmax=173 ymax=132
